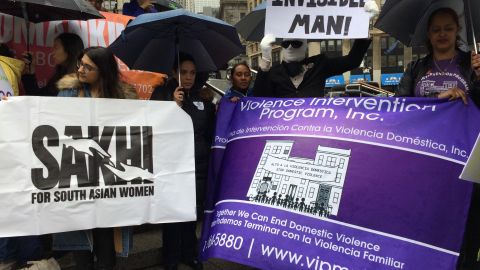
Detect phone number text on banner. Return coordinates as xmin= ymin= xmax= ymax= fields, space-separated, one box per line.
xmin=200 ymin=97 xmax=480 ymax=270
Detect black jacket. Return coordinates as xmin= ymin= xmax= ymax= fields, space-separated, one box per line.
xmin=252 ymin=39 xmax=371 ymax=98
xmin=396 ymin=51 xmax=480 ymax=105
xmin=150 ymin=78 xmax=215 ymax=182
xmin=22 ymin=65 xmax=71 ymax=96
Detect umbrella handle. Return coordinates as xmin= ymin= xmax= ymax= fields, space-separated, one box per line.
xmin=176 ymin=42 xmax=181 ymax=87
xmin=21 ymin=2 xmax=31 ymax=71
xmin=466 ymin=0 xmax=478 ymax=52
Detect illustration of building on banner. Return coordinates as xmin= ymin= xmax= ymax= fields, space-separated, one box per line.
xmin=246 ymin=140 xmax=351 ymax=217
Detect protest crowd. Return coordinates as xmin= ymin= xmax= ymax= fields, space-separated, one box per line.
xmin=0 ymin=0 xmax=480 ymax=270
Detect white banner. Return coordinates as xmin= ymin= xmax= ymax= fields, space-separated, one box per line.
xmin=0 ymin=97 xmax=196 ymax=237
xmin=263 ymin=155 xmax=337 ymax=182
xmin=265 ymin=0 xmax=370 ymax=39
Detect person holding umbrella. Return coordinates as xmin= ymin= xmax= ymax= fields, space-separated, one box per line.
xmin=150 ymin=53 xmax=215 ymax=270
xmin=396 ymin=8 xmax=480 ymax=105
xmin=0 ymin=1 xmax=103 ymax=95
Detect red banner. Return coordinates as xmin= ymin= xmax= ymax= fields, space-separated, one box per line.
xmin=1 ymin=12 xmax=165 ymax=99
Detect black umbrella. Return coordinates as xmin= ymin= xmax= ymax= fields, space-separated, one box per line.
xmin=235 ymin=1 xmax=265 ymax=42
xmin=109 ymin=9 xmax=243 ymax=74
xmin=0 ymin=0 xmax=104 ymax=23
xmin=375 ymin=0 xmax=479 ymax=51
xmin=0 ymin=0 xmax=104 ymax=52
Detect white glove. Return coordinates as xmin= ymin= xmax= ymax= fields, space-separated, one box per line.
xmin=260 ymin=33 xmax=276 ymax=62
xmin=364 ymin=0 xmax=379 ymax=18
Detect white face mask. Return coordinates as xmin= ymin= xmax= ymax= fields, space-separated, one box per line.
xmin=282 ymin=38 xmax=307 ymax=63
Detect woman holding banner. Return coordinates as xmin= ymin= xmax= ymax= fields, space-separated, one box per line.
xmin=396 ymin=8 xmax=480 ymax=105
xmin=53 ymin=46 xmax=137 ymax=270
xmin=396 ymin=8 xmax=480 ymax=269
xmin=150 ymin=53 xmax=215 ymax=270
xmin=222 ymin=62 xmax=253 ymax=102
xmin=22 ymin=33 xmax=84 ymax=97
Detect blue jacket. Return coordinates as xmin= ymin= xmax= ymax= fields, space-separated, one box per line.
xmin=122 ymin=0 xmax=158 ymax=17
xmin=57 ymin=88 xmax=92 ymax=97
xmin=223 ymin=86 xmax=252 ymax=100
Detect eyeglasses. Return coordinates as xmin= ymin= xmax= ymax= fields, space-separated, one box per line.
xmin=77 ymin=61 xmax=97 ymax=73
xmin=281 ymin=40 xmax=303 ymax=49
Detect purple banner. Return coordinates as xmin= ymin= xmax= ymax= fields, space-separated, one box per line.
xmin=200 ymin=97 xmax=480 ymax=270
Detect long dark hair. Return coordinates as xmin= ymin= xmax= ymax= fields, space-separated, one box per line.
xmin=172 ymin=52 xmax=196 ymax=73
xmin=171 ymin=53 xmax=210 ymax=97
xmin=0 ymin=43 xmax=13 ymax=57
xmin=80 ymin=46 xmax=123 ymax=98
xmin=48 ymin=33 xmax=84 ymax=94
xmin=426 ymin=8 xmax=461 ymax=53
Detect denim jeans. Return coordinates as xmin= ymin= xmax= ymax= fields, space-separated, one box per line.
xmin=0 ymin=238 xmax=13 ymax=261
xmin=52 ymin=227 xmax=132 ymax=257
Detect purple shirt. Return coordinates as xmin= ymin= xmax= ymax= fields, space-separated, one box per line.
xmin=414 ymin=56 xmax=469 ymax=97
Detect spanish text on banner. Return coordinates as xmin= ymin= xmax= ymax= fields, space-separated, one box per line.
xmin=200 ymin=97 xmax=480 ymax=270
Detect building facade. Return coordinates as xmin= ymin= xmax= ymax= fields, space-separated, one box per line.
xmin=219 ymin=0 xmax=249 ymax=67
xmin=201 ymin=6 xmax=220 ymax=17
xmin=194 ymin=0 xmax=220 ymax=14
xmin=175 ymin=0 xmax=194 ymax=11
xmin=219 ymin=0 xmax=248 ymax=26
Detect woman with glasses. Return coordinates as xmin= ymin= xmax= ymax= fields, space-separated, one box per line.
xmin=54 ymin=46 xmax=137 ymax=270
xmin=22 ymin=33 xmax=84 ymax=96
xmin=252 ymin=35 xmax=371 ymax=98
xmin=57 ymin=47 xmax=132 ymax=98
xmin=223 ymin=62 xmax=253 ymax=102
